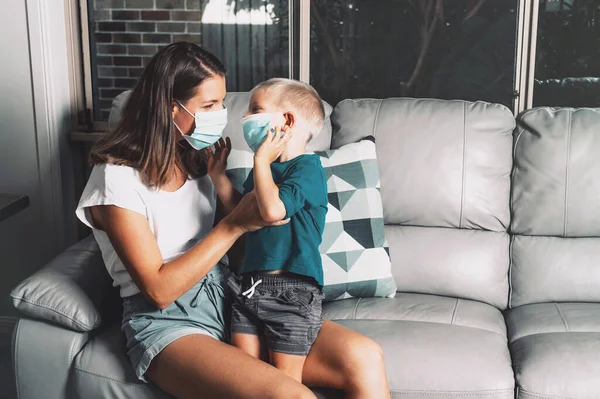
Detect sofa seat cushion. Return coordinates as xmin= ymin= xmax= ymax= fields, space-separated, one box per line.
xmin=72 ymin=295 xmax=514 ymax=399
xmin=335 ymin=319 xmax=514 ymax=398
xmin=72 ymin=324 xmax=343 ymax=398
xmin=506 ymin=302 xmax=600 ymax=342
xmin=506 ymin=303 xmax=600 ymax=399
xmin=325 ymin=294 xmax=514 ymax=398
xmin=324 ymin=293 xmax=507 ymax=337
xmin=511 ymin=333 xmax=600 ymax=399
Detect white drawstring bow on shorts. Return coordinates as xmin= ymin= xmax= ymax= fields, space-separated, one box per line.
xmin=242 ymin=277 xmax=263 ymax=298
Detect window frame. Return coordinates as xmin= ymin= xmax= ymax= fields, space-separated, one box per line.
xmin=78 ymin=0 xmax=107 ymax=131
xmin=514 ymin=0 xmax=541 ymax=114
xmin=526 ymin=0 xmax=541 ymax=110
xmin=298 ymin=0 xmax=310 ymax=83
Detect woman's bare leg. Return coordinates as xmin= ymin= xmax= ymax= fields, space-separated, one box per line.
xmin=303 ymin=320 xmax=391 ymax=399
xmin=146 ymin=334 xmax=317 ymax=399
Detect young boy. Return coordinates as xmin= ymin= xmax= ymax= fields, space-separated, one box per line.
xmin=211 ymin=78 xmax=328 ymax=381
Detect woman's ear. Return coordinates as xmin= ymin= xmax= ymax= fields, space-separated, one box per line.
xmin=172 ymin=101 xmax=179 ymax=120
xmin=283 ymin=112 xmax=295 ymax=131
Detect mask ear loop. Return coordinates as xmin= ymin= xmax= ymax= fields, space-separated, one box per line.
xmin=173 ymin=100 xmax=191 ymax=147
xmin=173 ymin=121 xmax=190 ymax=149
xmin=175 ymin=100 xmax=195 ymax=117
xmin=174 ymin=100 xmax=196 ymax=141
xmin=173 ymin=121 xmax=184 ymax=135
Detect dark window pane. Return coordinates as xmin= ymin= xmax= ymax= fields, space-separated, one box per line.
xmin=87 ymin=0 xmax=291 ymax=121
xmin=310 ymin=0 xmax=519 ymax=108
xmin=533 ymin=0 xmax=600 ymax=107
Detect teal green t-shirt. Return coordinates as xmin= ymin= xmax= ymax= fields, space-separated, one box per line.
xmin=242 ymin=154 xmax=328 ymax=286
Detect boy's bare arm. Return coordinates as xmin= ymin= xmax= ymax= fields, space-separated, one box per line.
xmin=253 ymin=158 xmax=286 ymax=222
xmin=252 ymin=127 xmax=291 ymax=222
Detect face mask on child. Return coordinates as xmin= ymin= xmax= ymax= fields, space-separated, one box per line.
xmin=174 ymin=101 xmax=228 ymax=150
xmin=241 ymin=113 xmax=286 ymax=152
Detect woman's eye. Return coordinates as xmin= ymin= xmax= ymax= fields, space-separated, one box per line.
xmin=203 ymin=104 xmax=214 ymax=109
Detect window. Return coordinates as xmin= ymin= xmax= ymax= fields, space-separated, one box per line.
xmin=84 ymin=0 xmax=294 ymax=122
xmin=310 ymin=0 xmax=520 ymax=109
xmin=80 ymin=0 xmax=598 ymax=126
xmin=533 ymin=0 xmax=600 ymax=107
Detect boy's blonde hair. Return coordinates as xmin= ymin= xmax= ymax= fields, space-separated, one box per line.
xmin=251 ymin=78 xmax=325 ymax=139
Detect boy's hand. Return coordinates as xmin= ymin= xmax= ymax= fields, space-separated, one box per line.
xmin=206 ymin=137 xmax=232 ymax=180
xmin=254 ymin=126 xmax=292 ymax=164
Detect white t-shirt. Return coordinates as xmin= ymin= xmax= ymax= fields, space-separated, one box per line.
xmin=76 ymin=163 xmax=217 ymax=298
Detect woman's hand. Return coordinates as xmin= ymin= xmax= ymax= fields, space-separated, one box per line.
xmin=206 ymin=137 xmax=231 ymax=180
xmin=254 ymin=126 xmax=292 ymax=164
xmin=225 ymin=191 xmax=289 ymax=233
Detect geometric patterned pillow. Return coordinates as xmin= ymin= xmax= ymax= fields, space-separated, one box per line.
xmin=225 ymin=137 xmax=397 ymax=301
xmin=315 ymin=138 xmax=396 ymax=301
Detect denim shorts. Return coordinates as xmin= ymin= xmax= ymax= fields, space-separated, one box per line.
xmin=121 ymin=263 xmax=231 ymax=381
xmin=230 ymin=272 xmax=324 ymax=356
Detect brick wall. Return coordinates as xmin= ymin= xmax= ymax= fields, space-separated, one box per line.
xmin=91 ymin=0 xmax=204 ymax=120
xmin=89 ymin=0 xmax=289 ymax=121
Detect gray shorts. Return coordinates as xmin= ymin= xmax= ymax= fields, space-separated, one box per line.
xmin=229 ymin=272 xmax=324 ymax=356
xmin=121 ymin=263 xmax=231 ymax=381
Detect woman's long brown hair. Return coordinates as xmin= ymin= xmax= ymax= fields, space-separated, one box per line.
xmin=90 ymin=42 xmax=226 ymax=188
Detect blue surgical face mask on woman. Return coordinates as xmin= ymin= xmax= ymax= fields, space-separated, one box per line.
xmin=174 ymin=101 xmax=228 ymax=150
xmin=241 ymin=113 xmax=286 ymax=152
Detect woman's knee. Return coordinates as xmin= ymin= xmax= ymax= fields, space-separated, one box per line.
xmin=269 ymin=381 xmax=317 ymax=399
xmin=346 ymin=336 xmax=386 ymax=377
xmin=290 ymin=389 xmax=318 ymax=399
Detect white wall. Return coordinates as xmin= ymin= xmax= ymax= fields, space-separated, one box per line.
xmin=0 ymin=0 xmax=76 ymax=318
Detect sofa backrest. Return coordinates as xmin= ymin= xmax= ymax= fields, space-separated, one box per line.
xmin=331 ymin=98 xmax=515 ymax=309
xmin=108 ymin=90 xmax=333 ymax=152
xmin=510 ymin=107 xmax=600 ymax=307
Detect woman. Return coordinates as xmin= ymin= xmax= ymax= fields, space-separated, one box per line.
xmin=76 ymin=42 xmax=390 ymax=399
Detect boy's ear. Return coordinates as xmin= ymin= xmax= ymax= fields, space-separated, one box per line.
xmin=283 ymin=112 xmax=295 ymax=130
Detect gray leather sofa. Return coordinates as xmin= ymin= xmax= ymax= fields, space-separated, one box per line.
xmin=11 ymin=93 xmax=600 ymax=399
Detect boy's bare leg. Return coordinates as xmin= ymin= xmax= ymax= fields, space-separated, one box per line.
xmin=231 ymin=333 xmax=263 ymax=359
xmin=269 ymin=350 xmax=306 ymax=382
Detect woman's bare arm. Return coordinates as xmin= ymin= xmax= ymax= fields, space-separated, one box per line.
xmin=90 ymin=192 xmax=282 ymax=309
xmin=207 ymin=137 xmax=240 ymax=215
xmin=211 ymin=176 xmax=243 ymax=214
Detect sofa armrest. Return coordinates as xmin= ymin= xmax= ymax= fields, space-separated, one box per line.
xmin=13 ymin=318 xmax=90 ymax=399
xmin=11 ymin=236 xmax=120 ymax=332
